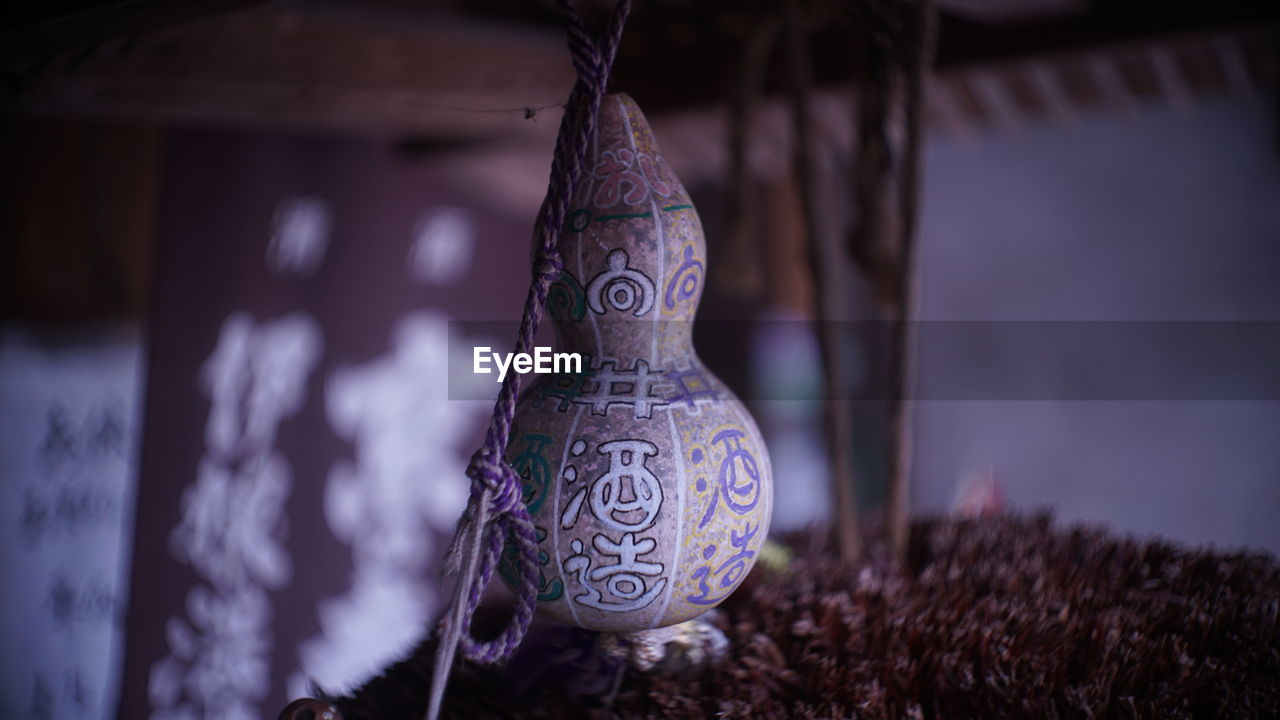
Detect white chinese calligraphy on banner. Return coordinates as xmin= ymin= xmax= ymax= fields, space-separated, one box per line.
xmin=150 ymin=313 xmax=322 ymax=720
xmin=267 ymin=197 xmax=331 ymax=278
xmin=289 ymin=312 xmax=485 ymax=697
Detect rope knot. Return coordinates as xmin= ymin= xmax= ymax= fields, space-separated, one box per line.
xmin=466 ymin=446 xmax=523 ymax=516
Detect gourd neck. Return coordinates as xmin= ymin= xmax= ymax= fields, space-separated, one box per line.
xmin=544 ymin=93 xmax=707 ymax=371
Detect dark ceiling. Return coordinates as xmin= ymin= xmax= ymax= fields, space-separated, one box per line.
xmin=4 ymin=0 xmax=1277 ymax=113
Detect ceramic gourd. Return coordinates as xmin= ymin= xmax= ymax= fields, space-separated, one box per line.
xmin=501 ymin=94 xmax=773 ymax=633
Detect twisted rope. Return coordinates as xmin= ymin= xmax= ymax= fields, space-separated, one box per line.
xmin=426 ymin=2 xmax=631 ymax=718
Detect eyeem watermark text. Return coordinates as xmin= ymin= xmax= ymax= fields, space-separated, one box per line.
xmin=473 ymin=346 xmax=582 ymax=382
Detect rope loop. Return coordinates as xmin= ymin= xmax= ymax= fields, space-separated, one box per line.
xmin=455 ymin=509 xmax=541 ymax=664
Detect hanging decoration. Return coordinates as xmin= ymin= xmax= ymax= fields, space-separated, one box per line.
xmin=500 ymin=90 xmax=773 ymax=634
xmin=425 ymin=0 xmax=772 ymax=717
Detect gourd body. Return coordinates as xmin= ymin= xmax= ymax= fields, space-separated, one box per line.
xmin=502 ymin=94 xmax=772 ymax=632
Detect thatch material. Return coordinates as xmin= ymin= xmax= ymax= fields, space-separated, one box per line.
xmin=326 ymin=514 xmax=1280 ymax=719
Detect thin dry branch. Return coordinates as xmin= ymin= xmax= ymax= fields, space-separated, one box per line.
xmin=785 ymin=0 xmax=862 ymax=564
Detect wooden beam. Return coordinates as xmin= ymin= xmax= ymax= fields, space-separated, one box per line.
xmin=1 ymin=0 xmax=275 ymax=60
xmin=2 ymin=7 xmax=575 ymax=140
xmin=1025 ymin=61 xmax=1077 ymax=124
xmin=1212 ymin=36 xmax=1254 ymax=92
xmin=3 ymin=1 xmax=1274 ymax=141
xmin=969 ymin=70 xmax=1022 ymax=132
xmin=1148 ymin=45 xmax=1193 ymax=109
xmin=937 ymin=0 xmax=1086 ymax=24
xmin=1087 ymin=54 xmax=1137 ymax=117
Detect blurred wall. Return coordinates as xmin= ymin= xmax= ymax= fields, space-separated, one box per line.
xmin=913 ymin=94 xmax=1280 ymax=553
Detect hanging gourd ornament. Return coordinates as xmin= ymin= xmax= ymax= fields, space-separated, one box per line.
xmin=500 ymin=94 xmax=773 ymax=633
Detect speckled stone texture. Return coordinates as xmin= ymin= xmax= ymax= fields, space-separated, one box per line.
xmin=326 ymin=514 xmax=1280 ymax=719
xmin=497 ymin=93 xmax=773 ymax=632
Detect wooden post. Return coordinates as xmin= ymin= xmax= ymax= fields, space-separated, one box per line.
xmin=785 ymin=0 xmax=862 ymax=564
xmin=849 ymin=0 xmax=937 ymax=564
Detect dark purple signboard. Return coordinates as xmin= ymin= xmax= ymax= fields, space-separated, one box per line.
xmin=119 ymin=127 xmax=531 ymax=719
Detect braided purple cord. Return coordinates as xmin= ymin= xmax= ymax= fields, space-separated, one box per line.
xmin=448 ymin=0 xmax=632 ymax=667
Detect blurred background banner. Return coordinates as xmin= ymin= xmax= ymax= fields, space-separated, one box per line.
xmin=0 ymin=325 xmax=142 ymax=720
xmin=113 ymin=128 xmax=529 ymax=718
